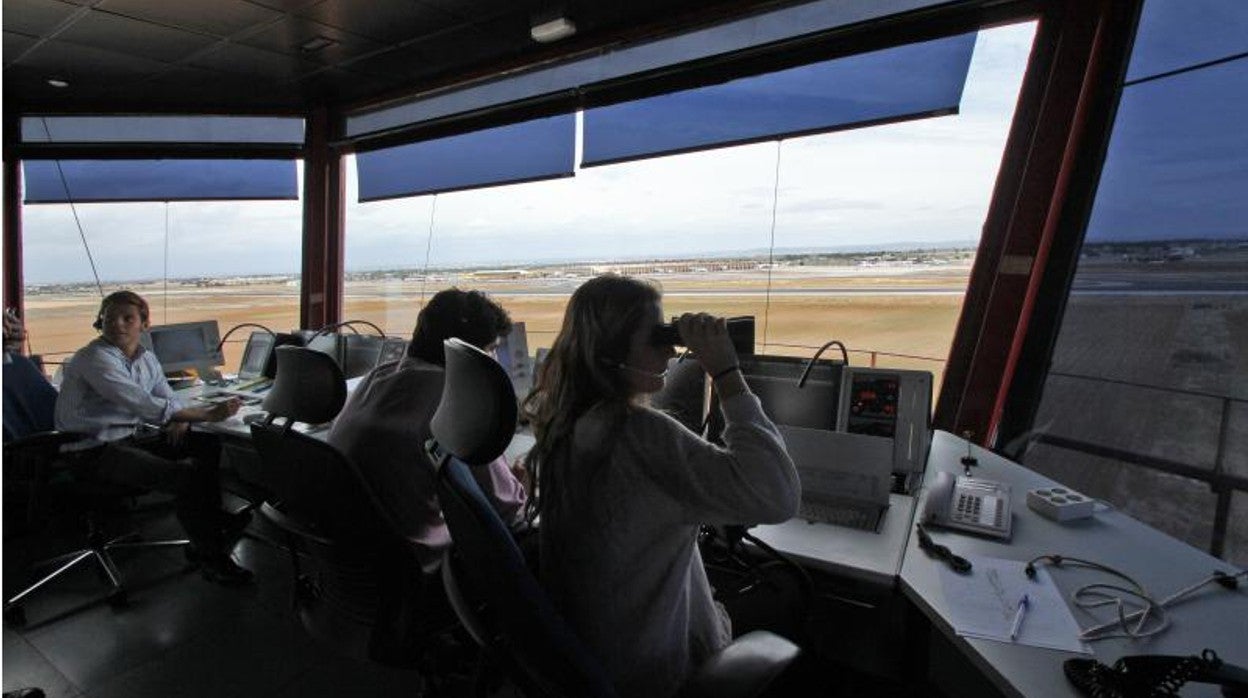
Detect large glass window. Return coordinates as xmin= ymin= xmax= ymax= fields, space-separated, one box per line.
xmin=1020 ymin=0 xmax=1248 ymax=565
xmin=344 ymin=23 xmax=1035 ymax=399
xmin=20 ymin=191 xmax=303 ymax=375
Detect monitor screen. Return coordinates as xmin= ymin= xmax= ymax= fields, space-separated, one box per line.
xmin=237 ymin=331 xmax=276 ymax=379
xmin=739 ymin=355 xmax=843 ymax=431
xmin=142 ymin=320 xmax=223 ymax=374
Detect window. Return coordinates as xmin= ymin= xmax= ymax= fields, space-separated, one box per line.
xmin=343 ymin=22 xmax=1035 ymax=400
xmin=21 ymin=193 xmax=303 ymax=374
xmin=1020 ymin=0 xmax=1248 ymax=565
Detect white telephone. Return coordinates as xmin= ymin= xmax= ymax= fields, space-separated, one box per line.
xmin=921 ymin=471 xmax=1013 ymax=540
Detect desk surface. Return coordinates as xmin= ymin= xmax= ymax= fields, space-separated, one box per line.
xmin=901 ymin=430 xmax=1248 ymax=698
xmin=751 ymin=493 xmax=916 ymax=586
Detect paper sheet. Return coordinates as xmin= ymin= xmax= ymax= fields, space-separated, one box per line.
xmin=938 ymin=554 xmax=1091 ymax=654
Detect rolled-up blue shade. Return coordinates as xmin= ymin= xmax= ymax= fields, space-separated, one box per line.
xmin=582 ymin=31 xmax=977 ymax=167
xmin=22 ymin=159 xmax=298 ymax=203
xmin=1126 ymin=0 xmax=1248 ymax=83
xmin=355 ymin=114 xmax=575 ymax=202
xmin=1085 ymin=58 xmax=1248 ymax=242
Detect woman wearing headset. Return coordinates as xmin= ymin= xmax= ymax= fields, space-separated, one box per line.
xmin=523 ymin=274 xmax=799 ymax=697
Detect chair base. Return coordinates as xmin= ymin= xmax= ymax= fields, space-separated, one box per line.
xmin=3 ymin=530 xmax=191 ymax=627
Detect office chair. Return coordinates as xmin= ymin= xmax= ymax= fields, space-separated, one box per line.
xmin=426 ymin=338 xmax=801 ymax=698
xmin=250 ymin=346 xmax=453 ymax=670
xmin=2 ymin=352 xmax=192 ymax=627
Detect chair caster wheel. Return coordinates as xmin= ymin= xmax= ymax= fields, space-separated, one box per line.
xmin=4 ymin=604 xmax=27 ymax=627
xmin=106 ymin=590 xmax=129 ymax=608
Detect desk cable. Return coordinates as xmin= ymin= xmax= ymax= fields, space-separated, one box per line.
xmin=1025 ymin=555 xmax=1245 ymax=640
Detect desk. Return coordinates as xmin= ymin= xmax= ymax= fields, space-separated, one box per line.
xmin=900 ymin=431 xmax=1248 ymax=698
xmin=751 ymin=493 xmax=916 ymax=586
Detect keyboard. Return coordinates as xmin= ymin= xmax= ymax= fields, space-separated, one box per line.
xmin=798 ymin=499 xmax=882 ymax=532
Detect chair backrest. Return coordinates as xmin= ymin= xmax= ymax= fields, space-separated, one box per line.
xmin=428 ymin=338 xmax=615 ymax=698
xmin=651 ymin=357 xmax=709 ymax=435
xmin=250 ymin=346 xmax=433 ymax=666
xmin=261 ymin=346 xmax=347 ymax=425
xmin=3 ymin=352 xmax=58 ymax=442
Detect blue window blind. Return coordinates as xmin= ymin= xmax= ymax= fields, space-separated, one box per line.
xmin=1085 ymin=57 xmax=1248 ymax=242
xmin=355 ymin=114 xmax=575 ymax=202
xmin=21 ymin=115 xmax=304 ymax=144
xmin=22 ymin=159 xmax=298 ymax=203
xmin=582 ymin=31 xmax=977 ymax=167
xmin=1126 ymin=0 xmax=1248 ymax=83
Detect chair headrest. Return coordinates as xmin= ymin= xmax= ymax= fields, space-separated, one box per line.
xmin=430 ymin=338 xmax=517 ymax=466
xmin=262 ymin=346 xmax=347 ymax=424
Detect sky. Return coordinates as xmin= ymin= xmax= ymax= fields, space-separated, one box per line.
xmin=21 ymin=23 xmax=1041 ymax=285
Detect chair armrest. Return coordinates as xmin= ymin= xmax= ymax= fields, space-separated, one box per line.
xmin=679 ymin=630 xmax=800 ymax=698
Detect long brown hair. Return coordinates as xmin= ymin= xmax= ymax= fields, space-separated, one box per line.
xmin=522 ymin=274 xmax=660 ymax=520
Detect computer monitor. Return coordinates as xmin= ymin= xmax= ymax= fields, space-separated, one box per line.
xmin=341 ymin=334 xmax=385 ymax=379
xmin=495 ymin=321 xmax=533 ymax=397
xmin=141 ymin=320 xmax=224 ymax=374
xmin=237 ymin=331 xmax=276 ymax=380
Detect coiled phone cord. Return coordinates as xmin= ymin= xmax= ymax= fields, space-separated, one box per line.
xmin=1025 ymin=555 xmax=1245 ymax=640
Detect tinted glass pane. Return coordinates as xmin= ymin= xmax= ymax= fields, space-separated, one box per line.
xmin=1023 ymin=1 xmax=1248 ymax=565
xmin=21 ymin=115 xmax=304 ymax=144
xmin=344 ymin=23 xmax=1034 ymax=402
xmin=1126 ymin=0 xmax=1248 ymax=82
xmin=582 ymin=32 xmax=976 ymax=166
xmin=22 ymin=159 xmax=299 ymax=203
xmin=22 ymin=196 xmax=303 ymax=373
xmin=1086 ymin=58 xmax=1248 ymax=242
xmin=355 ymin=114 xmax=575 ymax=201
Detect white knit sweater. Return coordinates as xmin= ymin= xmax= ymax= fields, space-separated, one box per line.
xmin=539 ymin=391 xmax=799 ymax=698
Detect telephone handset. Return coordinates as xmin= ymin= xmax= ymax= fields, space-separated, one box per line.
xmin=922 ymin=471 xmax=1013 ymax=540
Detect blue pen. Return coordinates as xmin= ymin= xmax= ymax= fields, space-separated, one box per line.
xmin=1009 ymin=593 xmax=1030 ymax=641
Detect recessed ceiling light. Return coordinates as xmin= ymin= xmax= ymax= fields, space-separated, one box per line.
xmin=530 ymin=17 xmax=576 ymax=43
xmin=46 ymin=78 xmax=70 ymax=88
xmin=299 ymin=35 xmax=337 ymax=53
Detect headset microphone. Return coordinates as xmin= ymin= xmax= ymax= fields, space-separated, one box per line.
xmin=617 ymin=363 xmax=668 ymax=379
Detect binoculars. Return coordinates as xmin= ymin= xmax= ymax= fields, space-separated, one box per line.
xmin=651 ymin=316 xmax=755 ymax=356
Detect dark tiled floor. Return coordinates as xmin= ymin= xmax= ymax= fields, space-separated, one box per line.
xmin=4 ymin=498 xmax=924 ymax=698
xmin=2 ymin=503 xmax=461 ymax=698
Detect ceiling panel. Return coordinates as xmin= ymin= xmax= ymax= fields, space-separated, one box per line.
xmin=234 ymin=15 xmax=384 ymax=66
xmin=5 ymin=0 xmax=81 ymax=36
xmin=4 ymin=0 xmax=784 ymax=113
xmin=99 ymin=0 xmax=282 ymax=37
xmin=244 ymin=0 xmax=324 ymax=12
xmin=57 ymin=10 xmax=219 ymax=63
xmin=3 ymin=31 xmax=39 ymax=65
xmin=142 ymin=65 xmax=306 ymax=109
xmin=295 ymin=0 xmax=456 ymax=44
xmin=12 ymin=37 xmax=171 ymax=82
xmin=188 ymin=42 xmax=320 ymax=80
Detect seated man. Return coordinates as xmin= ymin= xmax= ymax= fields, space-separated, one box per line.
xmin=328 ymin=288 xmax=528 ymax=571
xmin=54 ymin=290 xmax=252 ymax=584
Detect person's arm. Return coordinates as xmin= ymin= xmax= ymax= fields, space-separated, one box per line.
xmin=632 ymin=312 xmax=800 ymax=524
xmin=472 ymin=455 xmax=528 ymax=526
xmin=171 ymin=398 xmax=241 ymax=423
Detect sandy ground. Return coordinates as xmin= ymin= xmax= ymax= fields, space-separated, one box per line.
xmin=22 ymin=267 xmax=966 ymax=387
